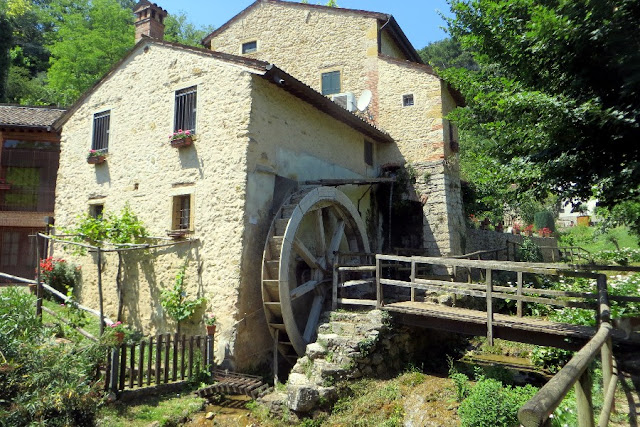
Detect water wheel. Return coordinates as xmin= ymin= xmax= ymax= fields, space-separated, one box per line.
xmin=261 ymin=186 xmax=370 ymax=363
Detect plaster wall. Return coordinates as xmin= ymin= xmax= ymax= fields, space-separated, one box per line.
xmin=55 ymin=43 xmax=256 ymax=367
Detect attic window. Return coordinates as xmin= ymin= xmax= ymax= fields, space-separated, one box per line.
xmin=242 ymin=41 xmax=257 ymax=54
xmin=321 ymin=71 xmax=341 ymax=95
xmin=402 ymin=94 xmax=414 ymax=107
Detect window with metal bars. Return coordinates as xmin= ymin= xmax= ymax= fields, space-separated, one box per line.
xmin=92 ymin=110 xmax=110 ymax=152
xmin=174 ymin=86 xmax=197 ymax=133
xmin=172 ymin=195 xmax=191 ymax=230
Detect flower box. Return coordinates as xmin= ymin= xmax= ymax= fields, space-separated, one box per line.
xmin=87 ymin=155 xmax=106 ymax=164
xmin=170 ymin=135 xmax=193 ymax=148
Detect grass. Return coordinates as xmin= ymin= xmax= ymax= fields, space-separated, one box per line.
xmin=42 ymin=296 xmax=103 ymax=339
xmin=558 ymin=225 xmax=639 ymax=253
xmin=96 ymin=389 xmax=205 ymax=427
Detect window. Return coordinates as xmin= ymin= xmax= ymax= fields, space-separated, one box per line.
xmin=0 ymin=231 xmax=19 ymax=267
xmin=321 ymin=71 xmax=341 ymax=95
xmin=364 ymin=140 xmax=373 ymax=166
xmin=92 ymin=110 xmax=110 ymax=151
xmin=402 ymin=94 xmax=414 ymax=107
xmin=172 ymin=195 xmax=192 ymax=230
xmin=242 ymin=41 xmax=257 ymax=54
xmin=174 ymin=86 xmax=197 ymax=133
xmin=90 ymin=204 xmax=104 ymax=219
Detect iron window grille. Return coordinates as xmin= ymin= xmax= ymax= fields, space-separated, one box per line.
xmin=174 ymin=86 xmax=197 ymax=133
xmin=402 ymin=94 xmax=414 ymax=107
xmin=92 ymin=110 xmax=110 ymax=152
xmin=173 ymin=195 xmax=191 ymax=230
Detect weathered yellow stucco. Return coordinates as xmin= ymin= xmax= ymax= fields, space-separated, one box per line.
xmin=55 ymin=40 xmax=382 ymax=369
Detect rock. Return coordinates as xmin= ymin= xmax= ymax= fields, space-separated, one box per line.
xmin=372 ymin=353 xmax=384 ymax=365
xmin=438 ymin=294 xmax=453 ymax=306
xmin=287 ymin=384 xmax=319 ymax=413
xmin=288 ymin=372 xmax=310 ymax=386
xmin=306 ymin=343 xmax=327 ymax=360
xmin=205 ymin=411 xmax=215 ymax=420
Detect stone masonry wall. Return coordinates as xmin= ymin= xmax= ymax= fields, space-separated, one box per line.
xmin=465 ymin=228 xmax=559 ymax=262
xmin=55 ymin=42 xmax=256 ymax=368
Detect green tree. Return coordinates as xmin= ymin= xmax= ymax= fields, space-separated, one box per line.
xmin=419 ymin=37 xmax=478 ymax=70
xmin=46 ymin=0 xmax=134 ymax=105
xmin=442 ymin=0 xmax=640 ymax=226
xmin=0 ymin=13 xmax=11 ymax=102
xmin=164 ymin=11 xmax=214 ymax=47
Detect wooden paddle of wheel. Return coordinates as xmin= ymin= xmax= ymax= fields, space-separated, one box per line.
xmin=261 ymin=186 xmax=370 ymax=363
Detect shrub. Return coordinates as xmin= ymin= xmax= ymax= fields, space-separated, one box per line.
xmin=534 ymin=210 xmax=555 ymax=232
xmin=458 ymin=378 xmax=537 ymax=427
xmin=517 ymin=237 xmax=543 ymax=262
xmin=39 ymin=257 xmax=81 ymax=296
xmin=0 ymin=288 xmax=106 ymax=426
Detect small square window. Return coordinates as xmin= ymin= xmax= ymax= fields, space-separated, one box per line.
xmin=174 ymin=86 xmax=197 ymax=133
xmin=242 ymin=41 xmax=257 ymax=54
xmin=402 ymin=94 xmax=414 ymax=107
xmin=92 ymin=110 xmax=110 ymax=152
xmin=172 ymin=195 xmax=192 ymax=231
xmin=364 ymin=140 xmax=373 ymax=166
xmin=90 ymin=204 xmax=104 ymax=219
xmin=321 ymin=71 xmax=341 ymax=95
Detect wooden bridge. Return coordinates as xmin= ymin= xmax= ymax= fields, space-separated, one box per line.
xmin=332 ymin=252 xmax=640 ymax=426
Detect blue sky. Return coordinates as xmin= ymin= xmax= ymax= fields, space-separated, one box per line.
xmin=159 ymin=0 xmax=452 ymax=49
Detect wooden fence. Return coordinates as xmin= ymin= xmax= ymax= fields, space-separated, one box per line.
xmin=106 ymin=332 xmax=214 ymax=394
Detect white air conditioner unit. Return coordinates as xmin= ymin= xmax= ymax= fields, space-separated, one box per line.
xmin=331 ymin=92 xmax=356 ymax=112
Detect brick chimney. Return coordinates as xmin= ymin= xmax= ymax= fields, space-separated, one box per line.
xmin=133 ymin=1 xmax=168 ymax=43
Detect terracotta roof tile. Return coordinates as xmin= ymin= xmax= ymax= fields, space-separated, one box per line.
xmin=0 ymin=105 xmax=66 ymax=128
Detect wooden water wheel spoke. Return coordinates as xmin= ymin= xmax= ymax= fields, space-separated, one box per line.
xmin=293 ymin=238 xmax=326 ymax=272
xmin=290 ymin=279 xmax=321 ymax=301
xmin=262 ymin=187 xmax=370 ymax=360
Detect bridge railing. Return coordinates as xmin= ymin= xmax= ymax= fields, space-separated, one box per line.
xmin=374 ymin=255 xmax=601 ymax=344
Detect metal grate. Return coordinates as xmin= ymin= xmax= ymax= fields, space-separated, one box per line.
xmin=174 ymin=195 xmax=191 ymax=230
xmin=92 ymin=111 xmax=110 ymax=152
xmin=174 ymin=86 xmax=197 ymax=133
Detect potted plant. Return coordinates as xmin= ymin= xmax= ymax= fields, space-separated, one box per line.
xmin=205 ymin=313 xmax=217 ymax=336
xmin=87 ymin=149 xmax=106 ymax=164
xmin=523 ymin=224 xmax=534 ymax=237
xmin=512 ymin=222 xmax=521 ymax=235
xmin=169 ymin=129 xmax=193 ymax=148
xmin=538 ymin=227 xmax=552 ymax=238
xmin=109 ymin=321 xmax=127 ymax=343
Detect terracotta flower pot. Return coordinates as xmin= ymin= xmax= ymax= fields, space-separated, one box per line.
xmin=87 ymin=155 xmax=106 ymax=164
xmin=170 ymin=136 xmax=193 ymax=148
xmin=206 ymin=325 xmax=216 ymax=336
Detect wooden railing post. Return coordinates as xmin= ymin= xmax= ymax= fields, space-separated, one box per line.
xmin=35 ymin=233 xmax=42 ymax=319
xmin=410 ymin=260 xmax=416 ymax=302
xmin=486 ymin=268 xmax=493 ymax=346
xmin=575 ymin=369 xmax=594 ymax=427
xmin=332 ymin=259 xmax=339 ymax=310
xmin=376 ymin=256 xmax=382 ymax=308
xmin=516 ymin=271 xmax=523 ymax=317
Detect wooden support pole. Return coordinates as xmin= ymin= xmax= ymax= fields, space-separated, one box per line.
xmin=486 ymin=268 xmax=493 ymax=346
xmin=97 ymin=247 xmax=104 ymax=336
xmin=35 ymin=234 xmax=42 ymax=319
xmin=575 ymin=369 xmax=594 ymax=427
xmin=410 ymin=260 xmax=416 ymax=302
xmin=601 ymin=336 xmax=614 ymax=413
xmin=206 ymin=330 xmax=214 ymax=376
xmin=376 ymin=256 xmax=382 ymax=308
xmin=109 ymin=347 xmax=120 ymax=394
xmin=517 ymin=271 xmax=524 ymax=318
xmin=598 ymin=358 xmax=618 ymax=427
xmin=332 ymin=261 xmax=338 ymax=310
xmin=273 ymin=329 xmax=279 ymax=385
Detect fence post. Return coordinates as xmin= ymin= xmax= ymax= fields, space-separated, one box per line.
xmin=35 ymin=234 xmax=42 ymax=319
xmin=575 ymin=369 xmax=595 ymax=427
xmin=410 ymin=260 xmax=416 ymax=302
xmin=332 ymin=261 xmax=338 ymax=310
xmin=376 ymin=256 xmax=382 ymax=309
xmin=207 ymin=329 xmax=215 ymax=376
xmin=516 ymin=271 xmax=523 ymax=318
xmin=486 ymin=268 xmax=493 ymax=346
xmin=109 ymin=347 xmax=120 ymax=394
xmin=97 ymin=247 xmax=104 ymax=336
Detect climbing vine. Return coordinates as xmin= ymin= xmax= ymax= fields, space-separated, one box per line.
xmin=160 ymin=263 xmax=205 ymax=335
xmin=67 ymin=204 xmax=148 ymax=247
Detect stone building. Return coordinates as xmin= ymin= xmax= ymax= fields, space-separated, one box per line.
xmin=0 ymin=105 xmax=64 ymax=280
xmin=204 ymin=0 xmax=465 ymax=255
xmin=52 ymin=1 xmax=465 ymax=369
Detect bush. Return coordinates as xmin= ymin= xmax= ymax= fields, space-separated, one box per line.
xmin=534 ymin=210 xmax=555 ymax=232
xmin=517 ymin=237 xmax=543 ymax=262
xmin=458 ymin=378 xmax=537 ymax=427
xmin=0 ymin=288 xmax=106 ymax=426
xmin=39 ymin=257 xmax=81 ymax=296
